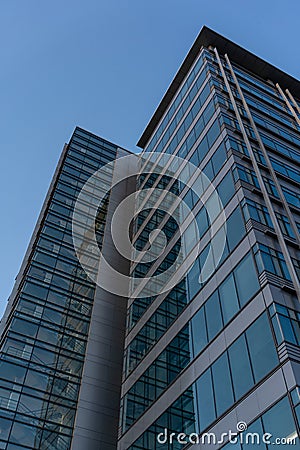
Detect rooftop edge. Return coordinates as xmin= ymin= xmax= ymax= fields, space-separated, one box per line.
xmin=137 ymin=26 xmax=300 ymax=149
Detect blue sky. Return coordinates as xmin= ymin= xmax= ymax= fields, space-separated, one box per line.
xmin=1 ymin=0 xmax=300 ymax=317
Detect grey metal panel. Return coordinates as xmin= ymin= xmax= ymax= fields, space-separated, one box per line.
xmin=71 ymin=154 xmax=136 ymax=450
xmin=71 ymin=288 xmax=128 ymax=450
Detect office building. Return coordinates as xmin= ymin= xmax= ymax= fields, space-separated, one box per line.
xmin=1 ymin=27 xmax=300 ymax=450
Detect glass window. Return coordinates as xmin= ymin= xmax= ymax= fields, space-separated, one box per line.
xmin=211 ymin=142 xmax=227 ymax=176
xmin=40 ymin=431 xmax=71 ymax=450
xmin=219 ymin=274 xmax=239 ymax=324
xmin=202 ymin=100 xmax=215 ymax=126
xmin=187 ymin=258 xmax=201 ymax=300
xmin=211 ymin=225 xmax=229 ymax=267
xmin=184 ymin=221 xmax=198 ymax=255
xmin=203 ymin=160 xmax=214 ymax=180
xmin=42 ymin=307 xmax=64 ymax=326
xmin=25 ymin=370 xmax=50 ymax=393
xmin=0 ymin=417 xmax=12 ymax=441
xmin=196 ymin=368 xmax=216 ymax=431
xmin=205 ymin=291 xmax=223 ymax=340
xmin=33 ymin=251 xmax=56 ymax=268
xmin=47 ymin=289 xmax=68 ymax=307
xmin=262 ymin=397 xmax=297 ymax=447
xmin=226 ymin=207 xmax=245 ymax=251
xmin=0 ymin=361 xmax=26 ymax=384
xmin=22 ymin=282 xmax=48 ymax=300
xmin=291 ymin=318 xmax=300 ymax=344
xmin=246 ymin=313 xmax=278 ymax=382
xmin=17 ymin=299 xmax=43 ymax=318
xmin=32 ymin=346 xmax=58 ymax=367
xmin=212 ymin=352 xmax=234 ymax=416
xmin=196 ymin=207 xmax=209 ymax=238
xmin=295 ymin=404 xmax=300 ymax=430
xmin=10 ymin=318 xmax=38 ymax=338
xmin=196 ymin=135 xmax=209 ymax=161
xmin=191 ymin=308 xmax=208 ymax=356
xmin=207 ymin=119 xmax=220 ymax=147
xmin=242 ymin=418 xmax=265 ymax=449
xmin=235 ymin=253 xmax=259 ymax=306
xmin=199 ymin=82 xmax=211 ymax=106
xmin=37 ymin=326 xmax=60 ymax=346
xmin=17 ymin=394 xmax=44 ymax=418
xmin=10 ymin=422 xmax=41 ymax=448
xmin=183 ymin=189 xmax=195 ymax=210
xmin=278 ymin=315 xmax=297 ymax=344
xmin=228 ymin=334 xmax=254 ymax=399
xmin=217 ymin=171 xmax=235 ymax=206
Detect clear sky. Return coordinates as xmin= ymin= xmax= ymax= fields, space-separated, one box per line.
xmin=1 ymin=0 xmax=300 ymax=318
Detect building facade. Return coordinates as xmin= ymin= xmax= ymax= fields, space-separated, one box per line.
xmin=0 ymin=129 xmax=133 ymax=450
xmin=1 ymin=27 xmax=300 ymax=450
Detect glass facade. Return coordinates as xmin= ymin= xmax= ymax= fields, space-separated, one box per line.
xmin=1 ymin=27 xmax=300 ymax=450
xmin=0 ymin=128 xmax=122 ymax=450
xmin=120 ymin=34 xmax=300 ymax=450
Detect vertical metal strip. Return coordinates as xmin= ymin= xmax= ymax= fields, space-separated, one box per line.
xmin=286 ymin=89 xmax=300 ymax=115
xmin=224 ymin=54 xmax=300 ymax=247
xmin=276 ymin=83 xmax=300 ymax=127
xmin=214 ymin=47 xmax=300 ymax=299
